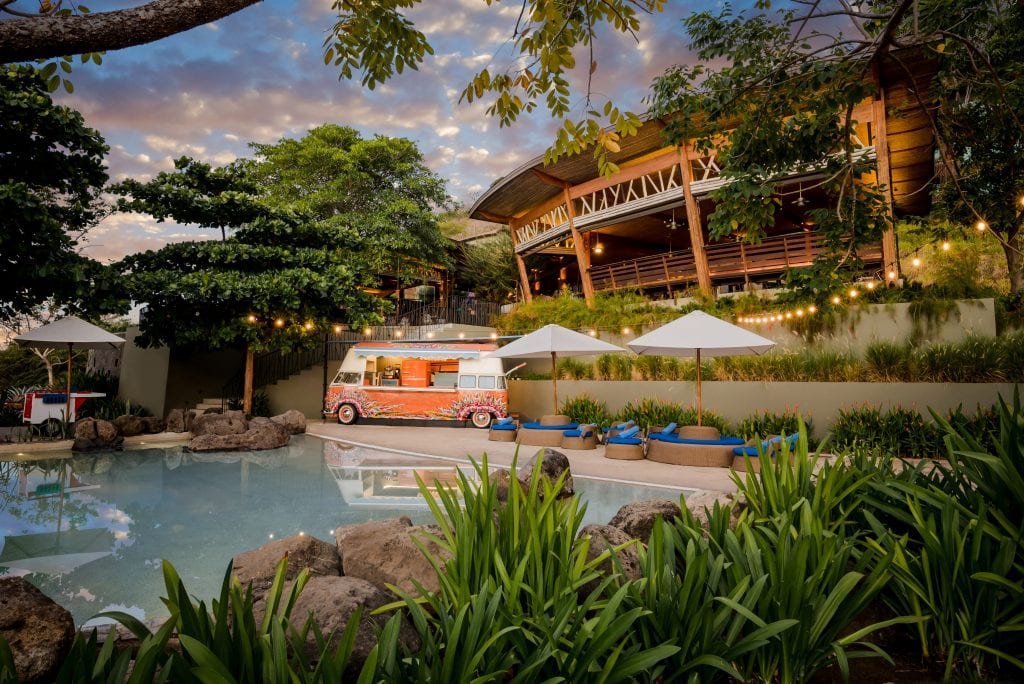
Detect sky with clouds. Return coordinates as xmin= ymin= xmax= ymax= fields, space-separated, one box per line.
xmin=50 ymin=0 xmax=718 ymax=263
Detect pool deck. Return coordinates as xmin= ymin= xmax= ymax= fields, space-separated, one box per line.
xmin=306 ymin=422 xmax=738 ymax=493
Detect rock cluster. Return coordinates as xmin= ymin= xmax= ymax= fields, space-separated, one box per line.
xmin=72 ymin=418 xmax=124 ymax=452
xmin=186 ymin=410 xmax=303 ymax=452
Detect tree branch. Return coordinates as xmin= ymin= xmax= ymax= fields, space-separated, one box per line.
xmin=0 ymin=0 xmax=261 ymax=63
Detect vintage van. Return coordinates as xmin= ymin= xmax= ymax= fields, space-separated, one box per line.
xmin=323 ymin=342 xmax=509 ymax=428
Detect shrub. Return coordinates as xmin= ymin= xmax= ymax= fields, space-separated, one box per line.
xmin=557 ymin=357 xmax=593 ymax=380
xmin=594 ymin=353 xmax=616 ymax=380
xmin=616 ymin=398 xmax=729 ymax=434
xmin=559 ymin=394 xmax=610 ymax=426
xmin=608 ymin=354 xmax=633 ymax=381
xmin=78 ymin=397 xmax=152 ymax=421
xmin=633 ymin=354 xmax=664 ymax=381
xmin=830 ymin=404 xmax=943 ymax=458
xmin=738 ymin=409 xmax=813 ymax=443
xmin=864 ymin=340 xmax=914 ymax=382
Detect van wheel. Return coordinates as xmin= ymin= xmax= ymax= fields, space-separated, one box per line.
xmin=471 ymin=412 xmax=492 ymax=429
xmin=337 ymin=404 xmax=358 ymax=425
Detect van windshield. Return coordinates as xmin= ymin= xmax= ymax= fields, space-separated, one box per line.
xmin=334 ymin=371 xmax=362 ymax=385
xmin=478 ymin=375 xmax=496 ymax=389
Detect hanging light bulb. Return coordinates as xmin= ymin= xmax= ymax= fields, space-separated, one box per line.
xmin=887 ymin=269 xmax=897 ymax=280
xmin=941 ymin=240 xmax=951 ymax=251
xmin=911 ymin=255 xmax=921 ymax=267
xmin=795 ymin=182 xmax=806 ymax=207
xmin=333 ymin=324 xmax=342 ymax=333
xmin=849 ymin=289 xmax=859 ymax=298
xmin=588 ymin=329 xmax=597 ymax=336
xmin=977 ymin=220 xmax=987 ymax=232
xmin=808 ymin=305 xmax=817 ymax=314
xmin=832 ymin=296 xmax=841 ymax=304
xmin=247 ymin=314 xmax=257 ymax=323
xmin=796 ymin=309 xmax=804 ymax=317
xmin=593 ymin=233 xmax=604 ymax=255
xmin=665 ymin=208 xmax=680 ymax=231
xmin=274 ymin=318 xmax=284 ymax=328
xmin=866 ymin=281 xmax=876 ymax=290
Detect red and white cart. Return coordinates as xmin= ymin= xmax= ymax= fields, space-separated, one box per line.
xmin=23 ymin=389 xmax=105 ymax=435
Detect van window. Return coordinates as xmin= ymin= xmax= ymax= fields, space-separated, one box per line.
xmin=458 ymin=375 xmax=477 ymax=389
xmin=339 ymin=372 xmax=362 ymax=385
xmin=478 ymin=375 xmax=496 ymax=390
xmin=497 ymin=376 xmax=506 ymax=389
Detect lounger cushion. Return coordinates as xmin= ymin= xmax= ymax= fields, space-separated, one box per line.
xmin=563 ymin=424 xmax=596 ymax=438
xmin=602 ymin=420 xmax=635 ymax=433
xmin=495 ymin=416 xmax=515 ymax=426
xmin=618 ymin=426 xmax=640 ymax=438
xmin=732 ymin=433 xmax=800 ymax=456
xmin=491 ymin=423 xmax=518 ymax=431
xmin=522 ymin=422 xmax=579 ymax=430
xmin=606 ymin=436 xmax=643 ymax=445
xmin=660 ymin=422 xmax=677 ymax=434
xmin=651 ymin=434 xmax=745 ymax=446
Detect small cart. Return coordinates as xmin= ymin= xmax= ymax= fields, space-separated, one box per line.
xmin=22 ymin=390 xmax=105 ymax=436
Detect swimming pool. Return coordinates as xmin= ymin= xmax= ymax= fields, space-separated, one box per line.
xmin=0 ymin=435 xmax=685 ymax=624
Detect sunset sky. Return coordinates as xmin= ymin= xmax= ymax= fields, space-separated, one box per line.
xmin=52 ymin=0 xmax=711 ymax=262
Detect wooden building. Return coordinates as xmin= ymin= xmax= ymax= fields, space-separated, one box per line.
xmin=469 ymin=57 xmax=936 ymax=304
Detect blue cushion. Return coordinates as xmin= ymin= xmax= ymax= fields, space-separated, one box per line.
xmin=653 ymin=435 xmax=746 ymax=446
xmin=495 ymin=416 xmax=515 ymax=426
xmin=732 ymin=445 xmax=761 ymax=457
xmin=563 ymin=424 xmax=595 ymax=438
xmin=619 ymin=426 xmax=640 ymax=438
xmin=491 ymin=423 xmax=517 ymax=431
xmin=660 ymin=422 xmax=677 ymax=434
xmin=606 ymin=436 xmax=643 ymax=445
xmin=602 ymin=420 xmax=635 ymax=433
xmin=733 ymin=434 xmax=800 ymax=457
xmin=522 ymin=422 xmax=579 ymax=430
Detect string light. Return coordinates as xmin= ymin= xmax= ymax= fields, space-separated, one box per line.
xmin=622 ymin=327 xmax=632 ymax=335
xmin=247 ymin=314 xmax=257 ymax=323
xmin=977 ymin=220 xmax=987 ymax=232
xmin=304 ymin=322 xmax=314 ymax=331
xmin=274 ymin=318 xmax=284 ymax=328
xmin=832 ymin=296 xmax=841 ymax=304
xmin=795 ymin=309 xmax=804 ymax=317
xmin=426 ymin=331 xmax=435 ymax=339
xmin=458 ymin=332 xmax=466 ymax=339
xmin=395 ymin=330 xmax=403 ymax=338
xmin=333 ymin=325 xmax=342 ymax=333
xmin=364 ymin=328 xmax=372 ymax=336
xmin=848 ymin=289 xmax=859 ymax=298
xmin=588 ymin=329 xmax=597 ymax=336
xmin=866 ymin=281 xmax=876 ymax=290
xmin=911 ymin=255 xmax=921 ymax=267
xmin=941 ymin=241 xmax=951 ymax=251
xmin=490 ymin=332 xmax=498 ymax=339
xmin=808 ymin=305 xmax=816 ymax=314
xmin=888 ymin=270 xmax=897 ymax=280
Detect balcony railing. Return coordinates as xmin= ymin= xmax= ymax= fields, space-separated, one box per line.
xmin=589 ymin=231 xmax=882 ymax=292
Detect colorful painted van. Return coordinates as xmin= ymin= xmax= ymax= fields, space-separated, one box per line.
xmin=323 ymin=342 xmax=509 ymax=428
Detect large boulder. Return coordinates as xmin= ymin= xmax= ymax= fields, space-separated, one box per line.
xmin=0 ymin=577 xmax=75 ymax=684
xmin=336 ymin=517 xmax=448 ymax=595
xmin=518 ymin=448 xmax=574 ymax=498
xmin=279 ymin=576 xmax=419 ymax=676
xmin=191 ymin=411 xmax=247 ymax=437
xmin=233 ymin=534 xmax=340 ymax=601
xmin=113 ymin=414 xmax=146 ymax=437
xmin=72 ymin=418 xmax=123 ymax=452
xmin=608 ymin=499 xmax=682 ymax=542
xmin=684 ymin=490 xmax=743 ymax=529
xmin=578 ymin=524 xmax=641 ymax=596
xmin=140 ymin=416 xmax=166 ymax=434
xmin=270 ymin=410 xmax=307 ymax=434
xmin=188 ymin=419 xmax=290 ymax=452
xmin=165 ymin=409 xmax=196 ymax=433
xmin=490 ymin=468 xmax=513 ymax=503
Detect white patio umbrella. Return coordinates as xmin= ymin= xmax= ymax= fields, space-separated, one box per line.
xmin=486 ymin=324 xmax=623 ymax=416
xmin=14 ymin=316 xmax=125 ymax=425
xmin=627 ymin=310 xmax=775 ymax=425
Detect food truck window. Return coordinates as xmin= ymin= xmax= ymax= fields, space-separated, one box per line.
xmin=497 ymin=376 xmax=507 ymax=389
xmin=338 ymin=372 xmax=362 ymax=385
xmin=458 ymin=375 xmax=477 ymax=389
xmin=478 ymin=375 xmax=496 ymax=390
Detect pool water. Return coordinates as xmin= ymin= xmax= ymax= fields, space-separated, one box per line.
xmin=0 ymin=435 xmax=684 ymax=624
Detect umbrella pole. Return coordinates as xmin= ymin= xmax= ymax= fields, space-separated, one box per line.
xmin=551 ymin=351 xmax=558 ymax=416
xmin=696 ymin=348 xmax=702 ymax=427
xmin=65 ymin=342 xmax=73 ymax=429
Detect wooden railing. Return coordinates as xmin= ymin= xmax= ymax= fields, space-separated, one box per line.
xmin=589 ymin=232 xmax=882 ymax=292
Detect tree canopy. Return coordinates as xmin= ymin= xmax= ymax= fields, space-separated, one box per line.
xmin=0 ymin=64 xmax=124 ymax=323
xmin=246 ymin=124 xmax=453 ymax=284
xmin=112 ymin=158 xmax=383 ymax=352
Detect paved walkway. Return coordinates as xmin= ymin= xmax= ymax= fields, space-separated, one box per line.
xmin=307 ymin=422 xmax=738 ymax=493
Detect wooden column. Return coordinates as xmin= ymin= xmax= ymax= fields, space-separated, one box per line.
xmin=509 ymin=220 xmax=533 ymax=304
xmin=243 ymin=347 xmax=254 ymax=415
xmin=679 ymin=147 xmax=714 ymax=297
xmin=564 ymin=186 xmax=595 ymax=306
xmin=872 ymin=71 xmax=899 ymax=277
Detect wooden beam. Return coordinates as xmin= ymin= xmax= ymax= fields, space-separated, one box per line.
xmin=569 ymin=149 xmax=682 ymax=199
xmin=509 ymin=192 xmax=568 ymax=230
xmin=564 ymin=187 xmax=595 ymax=306
xmin=515 ymin=253 xmax=533 ymax=304
xmin=531 ymin=168 xmax=567 ymax=188
xmin=679 ymin=147 xmax=714 ymax=296
xmin=873 ymin=66 xmax=899 ymax=277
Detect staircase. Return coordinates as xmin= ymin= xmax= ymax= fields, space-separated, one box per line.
xmin=195 ymin=397 xmax=226 ymax=412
